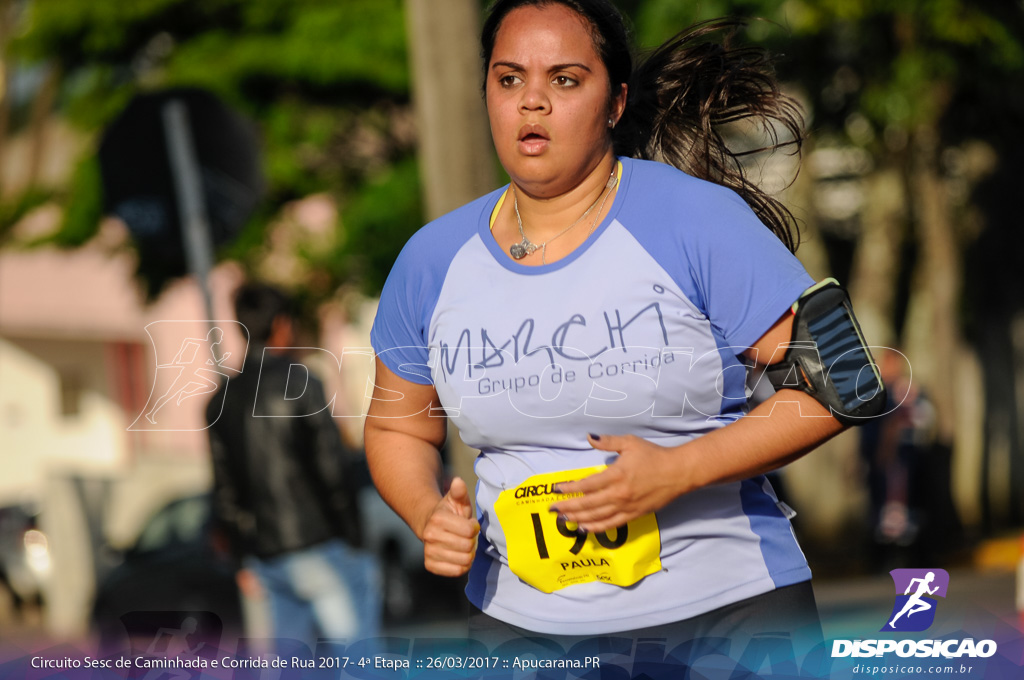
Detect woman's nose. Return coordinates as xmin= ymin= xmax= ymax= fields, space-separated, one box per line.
xmin=519 ymin=82 xmax=549 ymax=114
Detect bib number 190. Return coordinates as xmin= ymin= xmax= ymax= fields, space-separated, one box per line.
xmin=530 ymin=512 xmax=627 ymax=558
xmin=494 ymin=467 xmax=662 ymax=593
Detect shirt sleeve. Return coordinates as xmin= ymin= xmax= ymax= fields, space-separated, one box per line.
xmin=682 ymin=187 xmax=813 ymax=351
xmin=619 ymin=160 xmax=814 ymax=354
xmin=370 ymin=194 xmax=494 ymax=385
xmin=623 ymin=160 xmax=815 ymax=355
xmin=370 ymin=229 xmax=446 ymax=385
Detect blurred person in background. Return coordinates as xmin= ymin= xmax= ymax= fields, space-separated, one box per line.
xmin=206 ymin=282 xmax=380 ymax=652
xmin=366 ymin=0 xmax=881 ymax=654
xmin=858 ymin=348 xmax=936 ymax=567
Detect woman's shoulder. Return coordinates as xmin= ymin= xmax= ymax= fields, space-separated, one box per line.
xmin=617 ymin=156 xmax=799 ymax=266
xmin=623 ymin=157 xmax=749 ymax=209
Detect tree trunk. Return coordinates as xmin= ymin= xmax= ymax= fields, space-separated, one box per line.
xmin=908 ymin=127 xmax=960 ymax=447
xmin=404 ymin=0 xmax=497 ymax=219
xmin=404 ymin=0 xmax=498 ymax=498
xmin=847 ymin=166 xmax=906 ymax=349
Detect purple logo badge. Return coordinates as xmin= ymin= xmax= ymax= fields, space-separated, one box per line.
xmin=881 ymin=568 xmax=949 ymax=632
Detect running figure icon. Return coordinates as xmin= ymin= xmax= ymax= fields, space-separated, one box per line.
xmin=145 ymin=327 xmax=234 ymax=425
xmin=139 ymin=616 xmax=206 ymax=680
xmin=888 ymin=571 xmax=939 ymax=628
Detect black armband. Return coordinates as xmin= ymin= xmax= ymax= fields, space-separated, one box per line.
xmin=764 ymin=279 xmax=886 ymax=425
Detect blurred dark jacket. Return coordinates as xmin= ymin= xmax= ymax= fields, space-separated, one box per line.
xmin=206 ymin=350 xmax=363 ymax=562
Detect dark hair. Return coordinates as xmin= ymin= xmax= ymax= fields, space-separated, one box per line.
xmin=482 ymin=0 xmax=632 ymax=99
xmin=481 ymin=0 xmax=803 ymax=251
xmin=234 ymin=282 xmax=294 ymax=344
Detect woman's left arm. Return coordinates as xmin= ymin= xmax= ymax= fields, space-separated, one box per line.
xmin=552 ymin=311 xmax=845 ymax=533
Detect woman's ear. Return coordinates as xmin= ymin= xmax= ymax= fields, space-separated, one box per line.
xmin=609 ymin=83 xmax=628 ymax=128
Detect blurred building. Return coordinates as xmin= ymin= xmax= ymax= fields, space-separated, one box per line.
xmin=0 ymin=222 xmax=239 ymax=636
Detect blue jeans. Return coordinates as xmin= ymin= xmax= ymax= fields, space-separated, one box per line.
xmin=249 ymin=539 xmax=381 ymax=651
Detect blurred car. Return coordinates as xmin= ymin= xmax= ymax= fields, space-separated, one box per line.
xmin=0 ymin=504 xmax=50 ymax=616
xmin=353 ymin=465 xmax=425 ymax=621
xmin=91 ymin=469 xmax=427 ymax=645
xmin=354 ymin=463 xmax=468 ymax=623
xmin=90 ymin=493 xmax=242 ymax=651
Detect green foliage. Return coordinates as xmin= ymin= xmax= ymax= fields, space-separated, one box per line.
xmin=8 ymin=0 xmax=1022 ymax=304
xmin=632 ymin=0 xmax=785 ymax=47
xmin=12 ymin=0 xmax=194 ymax=63
xmin=14 ymin=0 xmax=410 ymax=128
xmin=164 ymin=3 xmax=409 ymax=98
xmin=8 ymin=0 xmax=413 ymax=300
xmin=630 ymin=0 xmax=1023 ymax=147
xmin=60 ymin=66 xmax=138 ymax=131
xmin=52 ymin=155 xmax=105 ymax=247
xmin=336 ymin=156 xmax=423 ymax=295
xmin=768 ymin=0 xmax=1024 ymax=139
xmin=0 ymin=187 xmax=54 ymax=247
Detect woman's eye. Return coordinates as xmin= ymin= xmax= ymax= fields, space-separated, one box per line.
xmin=499 ymin=74 xmax=522 ymax=88
xmin=553 ymin=75 xmax=578 ymax=87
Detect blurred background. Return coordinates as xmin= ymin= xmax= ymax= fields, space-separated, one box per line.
xmin=0 ymin=0 xmax=1021 ymax=652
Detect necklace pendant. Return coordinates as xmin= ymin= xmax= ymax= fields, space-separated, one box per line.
xmin=510 ymin=242 xmax=529 ymax=260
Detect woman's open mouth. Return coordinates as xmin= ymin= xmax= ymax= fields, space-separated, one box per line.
xmin=518 ymin=125 xmax=550 ymax=154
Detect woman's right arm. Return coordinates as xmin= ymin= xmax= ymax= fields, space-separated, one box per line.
xmin=364 ymin=358 xmax=479 ymax=577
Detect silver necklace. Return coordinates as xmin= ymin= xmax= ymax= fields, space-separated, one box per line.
xmin=510 ymin=169 xmax=619 ymax=263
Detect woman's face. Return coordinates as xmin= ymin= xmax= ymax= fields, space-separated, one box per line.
xmin=485 ymin=4 xmax=626 ymax=197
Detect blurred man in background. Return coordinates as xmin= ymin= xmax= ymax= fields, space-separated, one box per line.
xmin=206 ymin=282 xmax=379 ymax=653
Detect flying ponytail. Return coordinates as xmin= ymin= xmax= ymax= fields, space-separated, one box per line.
xmin=615 ymin=19 xmax=804 ymax=251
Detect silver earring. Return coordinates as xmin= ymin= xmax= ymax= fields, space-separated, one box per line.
xmin=608 ymin=118 xmax=615 ymax=128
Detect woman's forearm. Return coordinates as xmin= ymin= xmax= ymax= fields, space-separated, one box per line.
xmin=553 ymin=390 xmax=845 ymax=532
xmin=365 ymin=422 xmax=447 ymax=539
xmin=674 ymin=389 xmax=846 ymax=492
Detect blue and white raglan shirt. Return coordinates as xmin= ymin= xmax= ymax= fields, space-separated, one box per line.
xmin=371 ymin=157 xmax=815 ymax=635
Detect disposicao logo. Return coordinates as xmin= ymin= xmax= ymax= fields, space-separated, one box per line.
xmin=882 ymin=568 xmax=949 ymax=632
xmin=831 ymin=568 xmax=998 ymax=660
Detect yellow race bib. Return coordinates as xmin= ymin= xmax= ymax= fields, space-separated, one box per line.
xmin=493 ymin=467 xmax=662 ymax=593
